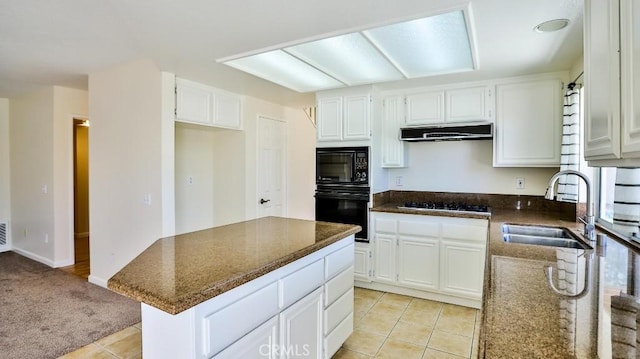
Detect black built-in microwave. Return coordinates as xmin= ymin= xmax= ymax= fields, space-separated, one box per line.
xmin=316 ymin=147 xmax=369 ymax=186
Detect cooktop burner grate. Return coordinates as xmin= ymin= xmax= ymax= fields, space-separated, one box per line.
xmin=398 ymin=201 xmax=490 ymax=214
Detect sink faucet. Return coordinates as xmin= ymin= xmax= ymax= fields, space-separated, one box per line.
xmin=544 ymin=170 xmax=595 ymax=240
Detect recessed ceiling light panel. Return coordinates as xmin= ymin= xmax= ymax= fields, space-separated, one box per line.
xmin=364 ymin=11 xmax=474 ymax=78
xmin=285 ymin=33 xmax=405 ymax=86
xmin=225 ymin=50 xmax=344 ymax=92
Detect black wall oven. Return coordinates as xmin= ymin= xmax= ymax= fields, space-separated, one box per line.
xmin=315 ymin=147 xmax=370 ymax=242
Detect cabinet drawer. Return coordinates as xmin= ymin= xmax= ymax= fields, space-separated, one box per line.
xmin=202 ymin=281 xmax=279 ymax=357
xmin=398 ymin=219 xmax=439 ymax=237
xmin=324 ymin=312 xmax=354 ymax=359
xmin=324 ymin=288 xmax=354 ymax=335
xmin=324 ymin=266 xmax=354 ymax=307
xmin=325 ymin=243 xmax=354 ymax=280
xmin=441 ymin=221 xmax=488 ymax=242
xmin=375 ymin=217 xmax=397 ymax=234
xmin=213 ymin=315 xmax=278 ymax=359
xmin=280 ymin=259 xmax=324 ymax=309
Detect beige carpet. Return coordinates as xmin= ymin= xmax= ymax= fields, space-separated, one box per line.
xmin=0 ymin=251 xmax=141 ymax=359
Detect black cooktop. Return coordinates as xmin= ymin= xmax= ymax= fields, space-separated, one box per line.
xmin=398 ymin=201 xmax=490 ymax=214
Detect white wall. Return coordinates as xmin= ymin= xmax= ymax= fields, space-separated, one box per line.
xmin=386 ymin=140 xmax=558 ymax=195
xmin=285 ymin=106 xmax=316 ymax=220
xmin=88 ymin=59 xmax=166 ymax=286
xmin=0 ymin=98 xmax=10 ymax=250
xmin=8 ymin=87 xmax=88 ymax=265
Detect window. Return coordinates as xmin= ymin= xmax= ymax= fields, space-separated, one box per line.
xmin=599 ymin=167 xmax=616 ymax=225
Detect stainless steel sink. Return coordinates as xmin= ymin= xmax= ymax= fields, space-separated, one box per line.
xmin=501 ymin=223 xmax=592 ymax=250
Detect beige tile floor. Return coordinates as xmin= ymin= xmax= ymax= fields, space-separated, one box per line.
xmin=59 ymin=289 xmax=480 ymax=359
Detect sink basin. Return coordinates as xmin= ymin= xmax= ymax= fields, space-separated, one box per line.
xmin=501 ymin=223 xmax=592 ymax=250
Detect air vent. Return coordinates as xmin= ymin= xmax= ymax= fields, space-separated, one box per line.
xmin=0 ymin=222 xmax=6 ymax=245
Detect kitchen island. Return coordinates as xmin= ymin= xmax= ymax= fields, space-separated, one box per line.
xmin=108 ymin=216 xmax=360 ymax=359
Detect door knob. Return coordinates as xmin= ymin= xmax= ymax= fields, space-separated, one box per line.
xmin=260 ymin=198 xmax=271 ymax=204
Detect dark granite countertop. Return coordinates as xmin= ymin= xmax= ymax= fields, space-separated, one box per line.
xmin=481 ymin=208 xmax=640 ymax=358
xmin=107 ymin=217 xmax=360 ymax=315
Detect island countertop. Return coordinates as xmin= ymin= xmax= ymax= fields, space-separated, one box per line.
xmin=107 ymin=216 xmax=360 ymax=315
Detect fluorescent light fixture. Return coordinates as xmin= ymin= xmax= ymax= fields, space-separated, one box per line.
xmin=221 ymin=9 xmax=476 ymax=93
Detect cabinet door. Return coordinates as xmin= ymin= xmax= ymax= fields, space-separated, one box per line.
xmin=446 ymin=86 xmax=491 ymax=123
xmin=214 ymin=316 xmax=279 ymax=359
xmin=493 ymin=79 xmax=562 ymax=167
xmin=280 ymin=288 xmax=323 ymax=359
xmin=354 ymin=244 xmax=371 ymax=282
xmin=317 ymin=97 xmax=343 ymax=141
xmin=176 ymin=79 xmax=212 ymax=125
xmin=381 ymin=96 xmax=406 ymax=168
xmin=439 ymin=240 xmax=485 ymax=299
xmin=373 ymin=234 xmax=396 ymax=284
xmin=213 ymin=92 xmax=242 ymax=130
xmin=397 ymin=237 xmax=439 ymax=291
xmin=405 ymin=91 xmax=445 ymax=126
xmin=343 ymin=94 xmax=371 ymax=140
xmin=621 ymin=0 xmax=640 ymax=157
xmin=584 ymin=0 xmax=621 ymax=160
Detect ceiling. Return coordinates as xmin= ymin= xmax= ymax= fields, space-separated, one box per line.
xmin=0 ymin=0 xmax=583 ymax=107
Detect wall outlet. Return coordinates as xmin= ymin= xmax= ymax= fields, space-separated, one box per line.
xmin=188 ymin=176 xmax=194 ymax=185
xmin=516 ymin=178 xmax=525 ymax=189
xmin=44 ymin=233 xmax=48 ymax=243
xmin=41 ymin=184 xmax=48 ymax=194
xmin=143 ymin=193 xmax=152 ymax=206
xmin=396 ymin=176 xmax=403 ymax=186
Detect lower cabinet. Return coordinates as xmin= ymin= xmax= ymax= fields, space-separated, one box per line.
xmin=353 ymin=242 xmax=372 ymax=282
xmin=214 ymin=316 xmax=279 ymax=359
xmin=369 ymin=212 xmax=488 ymax=305
xmin=280 ymin=288 xmax=323 ymax=359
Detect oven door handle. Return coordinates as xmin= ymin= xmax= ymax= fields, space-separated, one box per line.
xmin=314 ymin=192 xmax=369 ymax=201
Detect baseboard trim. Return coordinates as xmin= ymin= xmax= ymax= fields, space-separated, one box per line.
xmin=12 ymin=248 xmax=56 ymax=267
xmin=89 ymin=275 xmax=108 ymax=289
xmin=354 ymin=281 xmax=481 ymax=309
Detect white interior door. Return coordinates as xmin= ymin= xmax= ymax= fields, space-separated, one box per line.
xmin=257 ymin=116 xmax=286 ymax=218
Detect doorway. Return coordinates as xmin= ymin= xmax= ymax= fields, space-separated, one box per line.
xmin=69 ymin=118 xmax=90 ymax=279
xmin=257 ymin=116 xmax=287 ymax=218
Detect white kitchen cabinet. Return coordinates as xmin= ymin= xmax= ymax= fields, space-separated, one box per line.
xmin=439 ymin=240 xmax=485 ymax=299
xmin=404 ymin=86 xmax=492 ymax=127
xmin=405 ymin=90 xmax=445 ymax=126
xmin=373 ymin=233 xmax=396 ymax=284
xmin=620 ymin=0 xmax=640 ymax=158
xmin=280 ymin=288 xmax=323 ymax=359
xmin=446 ymin=86 xmax=492 ymax=123
xmin=397 ymin=236 xmax=439 ymax=291
xmin=583 ymin=0 xmax=640 ymax=165
xmin=176 ymin=79 xmax=212 ymax=125
xmin=367 ymin=212 xmax=488 ymax=306
xmin=354 ymin=242 xmax=372 ymax=282
xmin=175 ymin=78 xmax=242 ymax=130
xmin=317 ymin=89 xmax=371 ymax=143
xmin=214 ymin=316 xmax=279 ymax=359
xmin=381 ymin=95 xmax=407 ymax=168
xmin=493 ymin=78 xmax=563 ymax=167
xmin=584 ymin=0 xmax=621 ymax=161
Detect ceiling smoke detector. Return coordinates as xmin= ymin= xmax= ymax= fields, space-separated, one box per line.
xmin=534 ymin=19 xmax=570 ymax=33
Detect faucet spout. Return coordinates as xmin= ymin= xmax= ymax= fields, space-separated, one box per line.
xmin=545 ymin=170 xmax=595 ymax=239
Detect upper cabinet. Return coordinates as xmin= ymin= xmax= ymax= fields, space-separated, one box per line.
xmin=175 ymin=78 xmax=242 ymax=130
xmin=317 ymin=88 xmax=371 ymax=144
xmin=381 ymin=95 xmax=407 ymax=168
xmin=584 ymin=0 xmax=640 ymax=165
xmin=404 ymin=86 xmax=492 ymax=126
xmin=493 ymin=77 xmax=563 ymax=167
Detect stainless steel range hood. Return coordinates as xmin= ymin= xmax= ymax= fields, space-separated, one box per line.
xmin=400 ymin=122 xmax=493 ymax=141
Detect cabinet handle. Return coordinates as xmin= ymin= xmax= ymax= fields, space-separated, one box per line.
xmin=260 ymin=198 xmax=271 ymax=204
